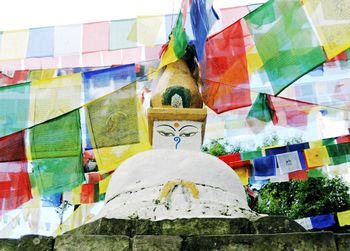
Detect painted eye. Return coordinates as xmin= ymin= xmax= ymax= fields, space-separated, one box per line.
xmin=179 ymin=131 xmax=198 ymax=137
xmin=157 ymin=130 xmax=175 ymax=137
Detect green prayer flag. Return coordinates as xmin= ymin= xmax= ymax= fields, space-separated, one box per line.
xmin=0 ymin=82 xmax=31 ymax=138
xmin=173 ymin=11 xmax=188 ymax=59
xmin=245 ymin=0 xmax=326 ymax=95
xmin=322 ymin=138 xmax=336 ymax=146
xmin=32 ymin=155 xmax=84 ymax=196
xmin=247 ymin=93 xmax=275 ymax=123
xmin=30 ymin=110 xmax=82 ymax=159
xmin=331 ymin=155 xmax=348 ymax=166
xmin=307 ymin=168 xmax=324 ymax=178
xmin=86 ymin=83 xmax=139 ymax=148
xmin=241 ymin=150 xmax=263 ymax=160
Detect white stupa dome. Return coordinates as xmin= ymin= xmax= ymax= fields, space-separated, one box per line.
xmin=97 ymin=149 xmax=259 ymax=220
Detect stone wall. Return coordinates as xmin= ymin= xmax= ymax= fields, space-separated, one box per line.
xmin=1 ymin=217 xmax=349 ymax=250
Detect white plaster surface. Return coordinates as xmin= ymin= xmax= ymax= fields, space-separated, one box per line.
xmin=97 ymin=149 xmax=260 ymax=220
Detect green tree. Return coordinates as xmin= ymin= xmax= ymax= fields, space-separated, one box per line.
xmin=256 ymin=177 xmax=350 ymax=219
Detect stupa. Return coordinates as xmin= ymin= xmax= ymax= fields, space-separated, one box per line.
xmin=97 ymin=47 xmax=260 ymax=221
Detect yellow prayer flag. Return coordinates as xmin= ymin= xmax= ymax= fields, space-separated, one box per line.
xmin=29 ymin=73 xmax=82 ymax=125
xmin=246 ymin=46 xmax=263 ymax=74
xmin=0 ymin=30 xmax=29 ymax=60
xmin=136 ymin=16 xmax=163 ymax=47
xmin=127 ymin=22 xmax=137 ymax=42
xmin=304 ymin=146 xmax=331 ymax=168
xmin=337 ymin=210 xmax=350 ymax=227
xmin=72 ymin=185 xmax=82 ymax=205
xmin=234 ymin=167 xmax=249 ymax=185
xmin=303 ymin=0 xmax=350 ymax=59
xmin=29 ymin=69 xmax=57 ymax=81
xmin=158 ymin=35 xmax=178 ymax=70
xmin=309 ymin=140 xmax=323 ymax=148
xmin=99 ymin=175 xmax=112 ymax=194
xmin=93 ymin=101 xmax=151 ymax=174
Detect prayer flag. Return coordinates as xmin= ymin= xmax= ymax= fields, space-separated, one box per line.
xmin=29 ymin=110 xmax=82 ymax=159
xmin=295 ymin=218 xmax=313 ymax=230
xmin=32 ymin=155 xmax=84 ymax=196
xmin=0 ymin=161 xmax=32 ymax=212
xmin=85 ymin=83 xmax=139 ymax=149
xmin=0 ymin=70 xmax=28 ymax=87
xmin=287 ymin=142 xmax=310 ymax=152
xmin=110 ymin=20 xmax=137 ymax=50
xmin=276 ymin=151 xmax=302 ymax=174
xmin=0 ymin=30 xmax=29 ymax=60
xmin=158 ymin=12 xmax=188 ymax=69
xmin=337 ymin=210 xmax=350 ymax=227
xmin=220 ymin=7 xmax=249 ymax=30
xmin=303 ymin=0 xmax=350 ymax=60
xmin=83 ymin=64 xmax=136 ymax=103
xmin=288 ymin=170 xmax=307 ymax=180
xmin=252 ymin=155 xmax=276 ymax=177
xmin=54 ymin=24 xmax=82 ymax=56
xmin=29 ymin=73 xmax=82 ymax=125
xmin=247 ymin=93 xmax=278 ymax=126
xmin=0 ymin=82 xmax=31 ymax=138
xmin=41 ymin=193 xmax=61 ymax=207
xmin=28 ymin=69 xmax=57 ymax=81
xmin=245 ymin=0 xmax=326 ymax=95
xmin=0 ymin=131 xmax=26 ymax=162
xmin=264 ymin=146 xmax=287 ymax=156
xmin=190 ymin=0 xmax=218 ymax=62
xmin=92 ymin=100 xmax=151 ymax=174
xmin=304 ymin=146 xmax=331 ymax=168
xmin=241 ymin=150 xmax=262 ymax=160
xmin=27 ymin=27 xmax=54 ymax=58
xmin=128 ymin=16 xmax=164 ymax=47
xmin=307 ymin=167 xmax=325 ymax=178
xmin=218 ymin=153 xmax=241 ymax=165
xmin=82 ymin=22 xmax=109 ymax=53
xmin=337 ymin=135 xmax=350 ymax=144
xmin=310 ymin=214 xmax=336 ymax=229
xmin=201 ymin=19 xmax=252 ymax=113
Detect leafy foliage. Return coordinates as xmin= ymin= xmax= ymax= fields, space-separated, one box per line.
xmin=256 ymin=177 xmax=350 ymax=219
xmin=201 ymin=138 xmax=244 ymax=156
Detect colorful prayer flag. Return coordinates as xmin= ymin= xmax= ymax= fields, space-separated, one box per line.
xmin=0 ymin=131 xmax=26 ymax=162
xmin=304 ymin=146 xmax=331 ymax=168
xmin=245 ymin=0 xmax=326 ymax=95
xmin=337 ymin=210 xmax=350 ymax=227
xmin=158 ymin=12 xmax=188 ymax=69
xmin=29 ymin=110 xmax=82 ymax=159
xmin=0 ymin=82 xmax=31 ymax=138
xmin=201 ymin=19 xmax=252 ymax=113
xmin=27 ymin=27 xmax=54 ymax=58
xmin=276 ymin=151 xmax=302 ymax=174
xmin=0 ymin=161 xmax=32 ymax=212
xmin=247 ymin=93 xmax=278 ymax=126
xmin=310 ymin=214 xmax=336 ymax=229
xmin=29 ymin=73 xmax=82 ymax=125
xmin=32 ymin=155 xmax=84 ymax=196
xmin=252 ymin=155 xmax=277 ymax=177
xmin=85 ymin=83 xmax=139 ymax=149
xmin=82 ymin=22 xmax=109 ymax=53
xmin=303 ymin=0 xmax=350 ymax=60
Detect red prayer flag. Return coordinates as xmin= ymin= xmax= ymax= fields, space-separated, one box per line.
xmin=288 ymin=169 xmax=308 ymax=180
xmin=0 ymin=131 xmax=26 ymax=162
xmin=218 ymin=153 xmax=241 ymax=165
xmin=0 ymin=161 xmax=32 ymax=212
xmin=337 ymin=135 xmax=350 ymax=144
xmin=201 ymin=19 xmax=252 ymax=113
xmin=0 ymin=70 xmax=29 ymax=86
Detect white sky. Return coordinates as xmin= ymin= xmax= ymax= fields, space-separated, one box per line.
xmin=0 ymin=0 xmax=266 ymax=30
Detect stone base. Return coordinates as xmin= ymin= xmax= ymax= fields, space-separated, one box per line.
xmin=1 ymin=217 xmax=349 ymax=250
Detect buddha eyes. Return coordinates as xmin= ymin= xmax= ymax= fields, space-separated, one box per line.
xmin=179 ymin=131 xmax=198 ymax=137
xmin=157 ymin=130 xmax=175 ymax=137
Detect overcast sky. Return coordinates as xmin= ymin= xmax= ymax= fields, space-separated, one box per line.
xmin=0 ymin=0 xmax=266 ymax=30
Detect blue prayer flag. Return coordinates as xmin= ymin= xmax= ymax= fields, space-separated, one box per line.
xmin=310 ymin=214 xmax=336 ymax=229
xmin=265 ymin=146 xmax=287 ymax=156
xmin=27 ymin=27 xmax=54 ymax=58
xmin=253 ymin=155 xmax=277 ymax=177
